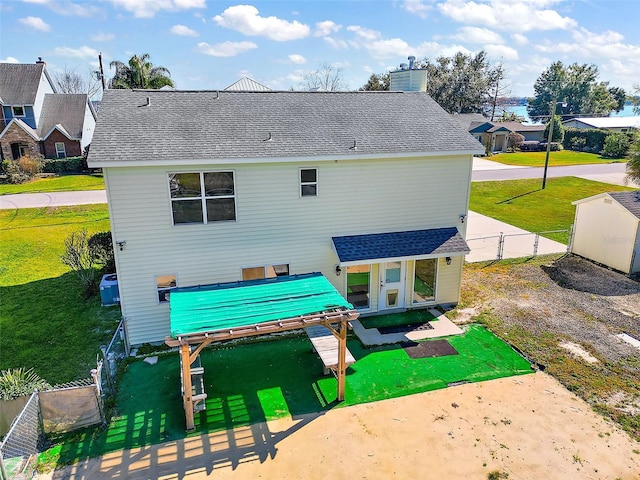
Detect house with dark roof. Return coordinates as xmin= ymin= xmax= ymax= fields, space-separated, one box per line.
xmin=88 ymin=89 xmax=483 ymax=346
xmin=0 ymin=60 xmax=97 ymax=160
xmin=466 ymin=120 xmax=546 ymax=153
xmin=571 ymin=191 xmax=640 ymax=275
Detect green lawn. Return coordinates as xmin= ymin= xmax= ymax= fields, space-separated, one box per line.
xmin=45 ymin=325 xmax=532 ymax=465
xmin=470 ymin=176 xmax=635 ymax=244
xmin=490 ymin=150 xmax=618 ymax=167
xmin=0 ymin=174 xmax=105 ymax=195
xmin=0 ymin=205 xmax=120 ymax=384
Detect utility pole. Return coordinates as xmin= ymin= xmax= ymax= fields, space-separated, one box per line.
xmin=542 ymin=99 xmax=557 ymax=190
xmin=98 ymin=52 xmax=106 ymax=90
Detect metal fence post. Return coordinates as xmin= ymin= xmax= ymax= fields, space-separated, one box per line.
xmin=533 ymin=234 xmax=540 ymax=257
xmin=497 ymin=233 xmax=504 ymax=260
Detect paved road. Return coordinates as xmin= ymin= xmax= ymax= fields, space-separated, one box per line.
xmin=0 ymin=190 xmax=107 ymax=209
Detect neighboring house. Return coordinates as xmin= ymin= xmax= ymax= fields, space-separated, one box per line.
xmin=224 ymin=77 xmax=271 ymax=91
xmin=467 ymin=120 xmax=545 ymax=153
xmin=571 ymin=191 xmax=640 ymax=275
xmin=88 ymin=89 xmax=483 ymax=346
xmin=562 ymin=116 xmax=640 ymax=133
xmin=0 ymin=60 xmax=97 ymax=160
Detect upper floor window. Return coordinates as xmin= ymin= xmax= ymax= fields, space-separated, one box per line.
xmin=242 ymin=264 xmax=289 ymax=281
xmin=300 ymin=168 xmax=317 ymax=197
xmin=12 ymin=106 xmax=25 ymax=117
xmin=169 ymin=171 xmax=236 ymax=225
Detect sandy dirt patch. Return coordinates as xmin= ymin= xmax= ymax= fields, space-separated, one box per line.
xmin=47 ymin=372 xmax=640 ymax=480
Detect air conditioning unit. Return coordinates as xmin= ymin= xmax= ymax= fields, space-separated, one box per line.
xmin=100 ymin=274 xmax=120 ymax=306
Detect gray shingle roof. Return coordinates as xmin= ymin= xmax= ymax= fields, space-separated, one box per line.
xmin=609 ymin=191 xmax=640 ymax=219
xmin=89 ymin=89 xmax=484 ymax=164
xmin=332 ymin=227 xmax=470 ymax=263
xmin=0 ymin=63 xmax=47 ymax=105
xmin=37 ymin=94 xmax=89 ymax=139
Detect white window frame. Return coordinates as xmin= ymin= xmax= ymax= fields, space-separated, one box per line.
xmin=411 ymin=258 xmax=438 ymax=305
xmin=55 ymin=142 xmax=66 ymax=158
xmin=299 ymin=167 xmax=318 ymax=197
xmin=156 ymin=274 xmax=177 ymax=304
xmin=169 ymin=171 xmax=237 ymax=225
xmin=12 ymin=106 xmax=25 ymax=117
xmin=242 ymin=263 xmax=290 ymax=281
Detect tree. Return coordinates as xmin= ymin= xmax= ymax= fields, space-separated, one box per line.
xmin=626 ymin=133 xmax=640 ymax=184
xmin=499 ymin=111 xmax=525 ymax=122
xmin=54 ymin=67 xmax=101 ymax=98
xmin=300 ymin=64 xmax=345 ymax=91
xmin=507 ymin=132 xmax=525 ymax=151
xmin=414 ymin=50 xmax=501 ymax=114
xmin=602 ymin=133 xmax=630 ymax=159
xmin=527 ymin=62 xmax=625 ymax=122
xmin=631 ymin=85 xmax=640 ymax=115
xmin=109 ymin=53 xmax=174 ymax=89
xmin=359 ymin=72 xmax=390 ymax=91
xmin=543 ymin=114 xmax=564 ymax=143
xmin=486 ymin=63 xmax=510 ymax=121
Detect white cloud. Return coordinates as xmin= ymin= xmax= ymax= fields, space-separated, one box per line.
xmin=314 ymin=20 xmax=341 ymax=37
xmin=483 ymin=44 xmax=519 ymax=60
xmin=197 ymin=41 xmax=257 ymax=57
xmin=214 ymin=5 xmax=310 ymax=41
xmin=402 ymin=0 xmax=432 ymax=19
xmin=23 ymin=0 xmax=101 ymax=17
xmin=170 ymin=24 xmax=198 ymax=36
xmin=452 ymin=26 xmax=504 ymax=44
xmin=288 ymin=54 xmax=306 ymax=64
xmin=19 ymin=16 xmax=51 ymax=32
xmin=438 ymin=0 xmax=577 ymax=33
xmin=91 ymin=32 xmax=115 ymax=41
xmin=53 ymin=45 xmax=99 ymax=58
xmin=110 ymin=0 xmax=205 ymax=18
xmin=323 ymin=37 xmax=348 ymax=50
xmin=511 ymin=33 xmax=528 ymax=45
xmin=0 ymin=56 xmax=20 ymax=63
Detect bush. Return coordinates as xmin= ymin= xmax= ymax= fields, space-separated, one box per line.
xmin=17 ymin=154 xmax=43 ymax=176
xmin=61 ymin=229 xmax=99 ymax=297
xmin=2 ymin=154 xmax=43 ymax=184
xmin=602 ymin=133 xmax=631 ymax=158
xmin=88 ymin=231 xmax=115 ymax=273
xmin=563 ymin=128 xmax=608 ymax=152
xmin=0 ymin=368 xmax=50 ymax=401
xmin=568 ymin=136 xmax=586 ymax=151
xmin=42 ymin=156 xmax=84 ymax=174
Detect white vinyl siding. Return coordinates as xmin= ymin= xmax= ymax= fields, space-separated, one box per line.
xmin=106 ymin=154 xmax=472 ymax=344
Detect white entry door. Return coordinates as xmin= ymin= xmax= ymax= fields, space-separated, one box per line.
xmin=379 ymin=261 xmax=406 ymax=310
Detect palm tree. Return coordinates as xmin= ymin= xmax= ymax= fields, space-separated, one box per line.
xmin=109 ymin=53 xmax=174 ymax=89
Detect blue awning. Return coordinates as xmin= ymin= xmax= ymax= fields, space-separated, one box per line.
xmin=332 ymin=227 xmax=470 ymax=264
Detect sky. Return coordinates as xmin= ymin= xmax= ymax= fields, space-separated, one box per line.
xmin=1 ymin=0 xmax=639 ymax=98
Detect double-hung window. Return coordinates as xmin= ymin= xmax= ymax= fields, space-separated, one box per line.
xmin=55 ymin=142 xmax=66 ymax=158
xmin=169 ymin=171 xmax=236 ymax=225
xmin=300 ymin=168 xmax=317 ymax=197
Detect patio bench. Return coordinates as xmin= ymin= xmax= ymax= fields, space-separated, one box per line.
xmin=305 ymin=325 xmax=355 ymax=376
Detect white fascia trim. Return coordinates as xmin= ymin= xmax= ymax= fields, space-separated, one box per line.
xmin=336 ymin=251 xmax=470 ymax=267
xmin=42 ymin=124 xmax=77 ymax=141
xmin=87 ymin=149 xmax=483 ymax=168
xmin=571 ymin=192 xmax=610 ymax=206
xmin=0 ymin=118 xmax=40 ymax=142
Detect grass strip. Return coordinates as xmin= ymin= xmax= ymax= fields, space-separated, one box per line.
xmin=489 ymin=151 xmax=618 ymax=167
xmin=0 ymin=174 xmax=105 ymax=195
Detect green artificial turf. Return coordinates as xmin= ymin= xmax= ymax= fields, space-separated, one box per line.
xmin=49 ymin=324 xmax=532 ymax=465
xmin=0 ymin=205 xmax=120 ymax=384
xmin=490 ymin=151 xmax=616 ymax=167
xmin=0 ymin=174 xmax=105 ymax=195
xmin=470 ymin=176 xmax=635 ymax=244
xmin=359 ymin=309 xmax=436 ymax=329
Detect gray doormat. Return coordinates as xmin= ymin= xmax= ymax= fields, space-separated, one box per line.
xmin=378 ymin=322 xmax=434 ymax=335
xmin=402 ymin=339 xmax=459 ymax=359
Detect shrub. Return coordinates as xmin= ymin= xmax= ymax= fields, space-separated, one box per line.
xmin=563 ymin=128 xmax=608 ymax=153
xmin=2 ymin=154 xmax=43 ymax=184
xmin=3 ymin=160 xmax=30 ymax=184
xmin=602 ymin=133 xmax=631 ymax=158
xmin=0 ymin=368 xmax=50 ymax=401
xmin=568 ymin=136 xmax=586 ymax=151
xmin=88 ymin=231 xmax=115 ymax=273
xmin=61 ymin=229 xmax=99 ymax=297
xmin=42 ymin=156 xmax=84 ymax=174
xmin=17 ymin=154 xmax=44 ymax=176
xmin=507 ymin=132 xmax=525 ymax=151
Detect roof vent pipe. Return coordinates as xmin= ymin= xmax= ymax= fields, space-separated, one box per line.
xmin=399 ymin=63 xmax=408 ymax=71
xmin=408 ymin=55 xmax=416 ymax=69
xmin=146 ymin=96 xmax=151 ymax=106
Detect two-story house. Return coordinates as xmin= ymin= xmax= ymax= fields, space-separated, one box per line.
xmin=88 ymin=89 xmax=483 ymax=347
xmin=0 ymin=60 xmax=97 ymax=161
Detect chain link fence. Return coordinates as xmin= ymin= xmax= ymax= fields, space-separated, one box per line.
xmin=98 ymin=317 xmax=128 ymax=397
xmin=0 ymin=392 xmax=40 ymax=480
xmin=466 ymin=229 xmax=571 ymax=263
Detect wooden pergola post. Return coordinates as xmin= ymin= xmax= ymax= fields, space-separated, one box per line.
xmin=180 ymin=343 xmax=195 ymax=431
xmin=337 ymin=319 xmax=347 ymax=401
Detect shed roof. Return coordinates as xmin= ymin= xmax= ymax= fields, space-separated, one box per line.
xmin=332 ymin=227 xmax=470 ymax=264
xmin=38 ymin=94 xmax=91 ymax=140
xmin=169 ymin=272 xmax=352 ymax=337
xmin=89 ymin=89 xmax=484 ymax=165
xmin=0 ymin=63 xmax=51 ymax=105
xmin=224 ymin=76 xmax=271 ymax=91
xmin=609 ymin=191 xmax=640 ymax=219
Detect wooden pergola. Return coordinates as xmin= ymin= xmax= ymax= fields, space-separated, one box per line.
xmin=164 ymin=273 xmax=359 ymax=431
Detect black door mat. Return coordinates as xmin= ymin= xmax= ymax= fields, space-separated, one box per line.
xmin=402 ymin=339 xmax=459 ymax=359
xmin=377 ymin=322 xmax=434 ymax=335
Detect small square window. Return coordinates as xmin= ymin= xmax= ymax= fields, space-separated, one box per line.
xmin=157 ymin=274 xmax=177 ymax=303
xmin=243 ymin=264 xmax=290 ymax=281
xmin=300 ymin=168 xmax=317 ymax=197
xmin=12 ymin=106 xmax=25 ymax=117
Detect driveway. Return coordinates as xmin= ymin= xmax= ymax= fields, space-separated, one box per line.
xmin=0 ymin=190 xmax=107 ymax=209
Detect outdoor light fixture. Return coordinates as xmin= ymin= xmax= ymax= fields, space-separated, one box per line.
xmin=116 ymin=240 xmax=126 ymax=251
xmin=459 ymin=214 xmax=466 ymax=224
xmin=335 ymin=265 xmax=342 ymax=276
xmin=445 ymin=257 xmax=452 ymax=265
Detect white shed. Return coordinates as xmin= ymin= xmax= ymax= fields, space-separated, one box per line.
xmin=571 ymin=191 xmax=640 ymax=275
